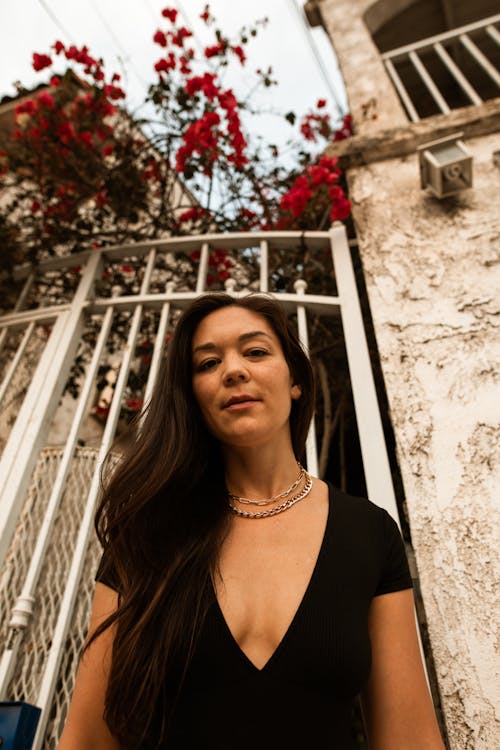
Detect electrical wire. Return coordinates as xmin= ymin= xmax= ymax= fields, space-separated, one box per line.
xmin=287 ymin=0 xmax=346 ymax=116
xmin=87 ymin=0 xmax=149 ymax=93
xmin=36 ymin=0 xmax=76 ymax=43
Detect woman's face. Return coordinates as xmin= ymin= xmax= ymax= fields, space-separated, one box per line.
xmin=191 ymin=306 xmax=301 ymax=450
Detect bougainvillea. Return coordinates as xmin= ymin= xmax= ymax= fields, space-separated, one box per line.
xmin=0 ymin=4 xmax=352 ymax=278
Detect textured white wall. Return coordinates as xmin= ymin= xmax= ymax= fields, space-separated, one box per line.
xmin=312 ymin=0 xmax=500 ymax=745
xmin=348 ymin=133 xmax=500 ymax=748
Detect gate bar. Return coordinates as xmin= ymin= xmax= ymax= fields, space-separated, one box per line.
xmin=32 ymin=251 xmax=156 ymax=748
xmin=0 ymin=252 xmax=101 ymax=567
xmin=0 ymin=306 xmax=114 ymax=697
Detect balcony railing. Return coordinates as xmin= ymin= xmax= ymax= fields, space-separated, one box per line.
xmin=382 ymin=13 xmax=500 ymax=121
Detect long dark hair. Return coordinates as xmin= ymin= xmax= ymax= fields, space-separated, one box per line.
xmin=90 ymin=293 xmax=315 ymax=747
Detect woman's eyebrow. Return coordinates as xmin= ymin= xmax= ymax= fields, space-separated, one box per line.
xmin=193 ymin=330 xmax=272 ymax=355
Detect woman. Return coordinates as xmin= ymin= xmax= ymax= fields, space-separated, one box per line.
xmin=58 ymin=293 xmax=445 ymax=749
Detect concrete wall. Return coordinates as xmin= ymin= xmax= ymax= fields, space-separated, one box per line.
xmin=311 ymin=0 xmax=500 ymax=746
xmin=348 ymin=134 xmax=500 ymax=748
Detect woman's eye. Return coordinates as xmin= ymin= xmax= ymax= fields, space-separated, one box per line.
xmin=198 ymin=358 xmax=219 ymax=371
xmin=246 ymin=348 xmax=268 ymax=358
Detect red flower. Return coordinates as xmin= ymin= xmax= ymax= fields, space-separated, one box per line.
xmin=52 ymin=40 xmax=65 ymax=55
xmin=329 ymin=197 xmax=351 ymax=221
xmin=280 ymin=175 xmax=312 ymax=218
xmin=95 ymin=190 xmax=108 ymax=207
xmin=185 ymin=72 xmax=219 ymax=101
xmin=155 ymin=54 xmax=176 ymax=73
xmin=179 ymin=207 xmax=209 ymax=222
xmin=179 ymin=56 xmax=192 ymax=74
xmin=161 ymin=7 xmax=178 ymax=22
xmin=31 ymin=200 xmax=41 ymax=213
xmin=103 ymin=144 xmax=114 ymax=156
xmin=333 ymin=113 xmax=353 ymax=142
xmin=15 ymin=99 xmax=36 ymax=116
xmin=36 ymin=91 xmax=55 ymax=109
xmin=205 ymin=44 xmax=224 ymax=58
xmin=232 ymin=45 xmax=246 ymax=64
xmin=126 ymin=398 xmax=143 ymax=411
xmin=79 ymin=131 xmax=93 ymax=146
xmin=171 ymin=27 xmax=192 ymax=46
xmin=153 ymin=30 xmax=168 ymax=47
xmin=57 ymin=121 xmax=75 ymax=144
xmin=316 ymin=98 xmax=327 ymax=108
xmin=200 ymin=5 xmax=211 ymax=23
xmin=32 ymin=52 xmax=52 ymax=71
xmin=104 ymin=84 xmax=125 ymax=100
xmin=49 ymin=75 xmax=61 ymax=86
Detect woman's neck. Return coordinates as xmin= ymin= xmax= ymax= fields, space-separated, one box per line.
xmin=222 ymin=443 xmax=300 ymax=500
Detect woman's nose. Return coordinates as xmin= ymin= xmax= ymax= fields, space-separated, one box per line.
xmin=223 ymin=358 xmax=249 ymax=385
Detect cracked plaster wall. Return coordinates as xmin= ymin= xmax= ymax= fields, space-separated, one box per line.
xmin=348 ymin=133 xmax=500 ymax=747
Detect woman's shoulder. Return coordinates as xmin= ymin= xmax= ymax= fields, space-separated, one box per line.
xmin=328 ymin=482 xmax=390 ymax=522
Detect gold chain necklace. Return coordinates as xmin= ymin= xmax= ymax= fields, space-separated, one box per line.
xmin=228 ymin=473 xmax=313 ymax=519
xmin=227 ymin=463 xmax=305 ymax=507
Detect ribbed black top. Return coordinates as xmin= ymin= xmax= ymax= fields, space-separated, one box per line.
xmin=96 ymin=485 xmax=413 ymax=748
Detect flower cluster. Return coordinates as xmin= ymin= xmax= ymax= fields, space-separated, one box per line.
xmin=152 ymin=9 xmax=249 ymax=178
xmin=1 ymin=3 xmax=352 ymax=275
xmin=189 ymin=246 xmax=235 ymax=286
xmin=299 ymin=100 xmax=353 ymax=145
xmin=3 ymin=41 xmax=153 ymax=258
xmin=277 ymin=155 xmax=350 ymax=227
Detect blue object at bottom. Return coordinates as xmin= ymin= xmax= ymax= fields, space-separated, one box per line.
xmin=0 ymin=702 xmax=41 ymax=750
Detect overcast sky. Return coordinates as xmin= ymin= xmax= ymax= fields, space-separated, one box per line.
xmin=0 ymin=0 xmax=348 ymax=149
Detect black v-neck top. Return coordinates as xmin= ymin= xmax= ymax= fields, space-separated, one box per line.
xmin=96 ymin=485 xmax=412 ymax=748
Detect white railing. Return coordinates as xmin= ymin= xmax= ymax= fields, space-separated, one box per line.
xmin=0 ymin=227 xmax=400 ymax=748
xmin=382 ymin=14 xmax=500 ymax=121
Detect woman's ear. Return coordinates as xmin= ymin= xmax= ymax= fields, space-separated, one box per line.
xmin=291 ymin=384 xmax=302 ymax=400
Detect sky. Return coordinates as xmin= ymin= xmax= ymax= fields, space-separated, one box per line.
xmin=0 ymin=0 xmax=348 ymax=150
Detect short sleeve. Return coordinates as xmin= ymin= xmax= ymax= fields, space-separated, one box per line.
xmin=95 ymin=551 xmax=121 ymax=592
xmin=374 ymin=508 xmax=413 ymax=596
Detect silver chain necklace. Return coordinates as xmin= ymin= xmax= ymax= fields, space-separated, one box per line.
xmin=227 ymin=462 xmax=305 ymax=507
xmin=228 ymin=473 xmax=313 ymax=519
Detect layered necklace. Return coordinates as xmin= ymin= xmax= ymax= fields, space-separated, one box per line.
xmin=227 ymin=463 xmax=313 ymax=519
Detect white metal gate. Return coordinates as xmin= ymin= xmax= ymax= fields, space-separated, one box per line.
xmin=0 ymin=225 xmax=400 ymax=748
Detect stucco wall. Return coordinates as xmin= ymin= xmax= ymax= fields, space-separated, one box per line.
xmin=313 ymin=0 xmax=407 ymax=132
xmin=348 ymin=133 xmax=500 ymax=747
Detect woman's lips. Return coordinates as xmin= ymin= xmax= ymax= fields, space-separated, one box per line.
xmin=224 ymin=399 xmax=259 ymax=410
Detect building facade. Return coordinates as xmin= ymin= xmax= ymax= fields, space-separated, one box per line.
xmin=306 ymin=1 xmax=500 ymax=746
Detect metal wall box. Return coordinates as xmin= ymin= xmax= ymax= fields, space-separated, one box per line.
xmin=0 ymin=702 xmax=41 ymax=750
xmin=418 ymin=133 xmax=473 ymax=198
